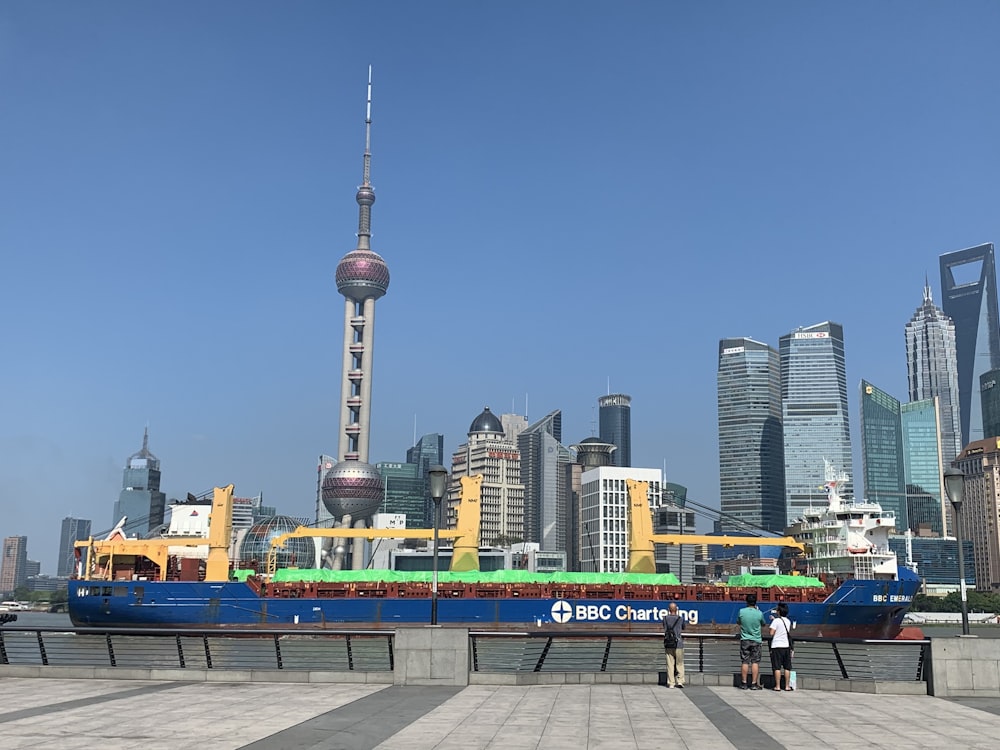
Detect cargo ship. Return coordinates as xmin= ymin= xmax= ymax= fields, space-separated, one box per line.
xmin=69 ymin=477 xmax=920 ymax=637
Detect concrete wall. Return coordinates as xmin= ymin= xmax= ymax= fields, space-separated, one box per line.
xmin=393 ymin=626 xmax=469 ymax=686
xmin=931 ymin=637 xmax=1000 ymax=697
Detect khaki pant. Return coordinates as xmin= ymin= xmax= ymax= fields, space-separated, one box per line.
xmin=665 ymin=647 xmax=685 ymax=686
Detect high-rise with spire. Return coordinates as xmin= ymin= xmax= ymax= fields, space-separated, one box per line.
xmin=319 ymin=69 xmax=391 ymax=569
xmin=905 ymin=278 xmax=962 ymax=464
xmin=113 ymin=428 xmax=166 ymax=538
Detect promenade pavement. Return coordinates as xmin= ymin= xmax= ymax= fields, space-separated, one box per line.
xmin=2 ymin=678 xmax=1000 ymax=750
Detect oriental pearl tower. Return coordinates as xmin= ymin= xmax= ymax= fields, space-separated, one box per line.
xmin=321 ymin=67 xmax=390 ymax=570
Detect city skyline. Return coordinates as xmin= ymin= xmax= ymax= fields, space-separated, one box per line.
xmin=5 ymin=4 xmax=1000 ymax=571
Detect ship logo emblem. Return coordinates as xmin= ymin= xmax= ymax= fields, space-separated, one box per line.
xmin=551 ymin=600 xmax=573 ymax=623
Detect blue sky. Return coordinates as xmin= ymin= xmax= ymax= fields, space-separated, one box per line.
xmin=3 ymin=2 xmax=1000 ymax=572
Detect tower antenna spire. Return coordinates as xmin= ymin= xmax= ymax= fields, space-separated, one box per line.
xmin=355 ymin=65 xmax=375 ymax=251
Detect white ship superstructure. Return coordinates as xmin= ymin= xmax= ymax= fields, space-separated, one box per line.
xmin=789 ymin=462 xmax=898 ymax=580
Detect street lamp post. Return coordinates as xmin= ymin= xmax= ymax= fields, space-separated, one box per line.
xmin=427 ymin=465 xmax=448 ymax=626
xmin=943 ymin=466 xmax=970 ymax=636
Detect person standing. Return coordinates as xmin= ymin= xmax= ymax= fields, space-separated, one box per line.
xmin=769 ymin=602 xmax=794 ymax=691
xmin=662 ymin=602 xmax=685 ymax=688
xmin=737 ymin=593 xmax=765 ymax=690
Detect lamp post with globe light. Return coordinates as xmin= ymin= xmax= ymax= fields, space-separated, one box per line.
xmin=428 ymin=465 xmax=448 ymax=625
xmin=943 ymin=466 xmax=970 ymax=636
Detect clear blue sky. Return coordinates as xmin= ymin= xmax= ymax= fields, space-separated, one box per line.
xmin=3 ymin=2 xmax=1000 ymax=572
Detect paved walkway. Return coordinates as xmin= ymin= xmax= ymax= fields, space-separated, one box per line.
xmin=2 ymin=678 xmax=1000 ymax=749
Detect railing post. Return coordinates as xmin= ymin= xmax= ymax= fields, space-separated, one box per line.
xmin=601 ymin=636 xmax=612 ymax=672
xmin=831 ymin=642 xmax=848 ymax=679
xmin=470 ymin=634 xmax=478 ymax=672
xmin=346 ymin=634 xmax=354 ymax=671
xmin=176 ymin=634 xmax=186 ymax=668
xmin=533 ymin=636 xmax=553 ymax=672
xmin=698 ymin=637 xmax=704 ymax=673
xmin=0 ymin=630 xmax=7 ymax=665
xmin=36 ymin=631 xmax=48 ymax=666
xmin=387 ymin=634 xmax=394 ymax=671
xmin=203 ymin=635 xmax=213 ymax=669
xmin=105 ymin=633 xmax=116 ymax=667
xmin=273 ymin=634 xmax=283 ymax=669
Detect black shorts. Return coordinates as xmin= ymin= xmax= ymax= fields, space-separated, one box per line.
xmin=769 ymin=646 xmax=792 ymax=671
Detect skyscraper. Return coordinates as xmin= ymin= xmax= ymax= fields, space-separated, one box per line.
xmin=900 ymin=398 xmax=946 ymax=536
xmin=447 ymin=407 xmax=524 ymax=546
xmin=859 ymin=381 xmax=907 ymax=528
xmin=0 ymin=536 xmax=28 ymax=596
xmin=599 ymin=394 xmax=631 ymax=467
xmin=717 ymin=337 xmax=786 ymax=532
xmin=406 ymin=433 xmax=445 ymax=527
xmin=780 ymin=322 xmax=853 ymax=521
xmin=376 ymin=462 xmax=426 ymax=524
xmin=518 ymin=410 xmax=574 ymax=552
xmin=981 ymin=370 xmax=1000 ymax=441
xmin=905 ymin=280 xmax=962 ymax=465
xmin=113 ymin=428 xmax=166 ymax=538
xmin=58 ymin=517 xmax=91 ymax=577
xmin=940 ymin=243 xmax=1000 ymax=446
xmin=319 ymin=70 xmax=391 ymax=570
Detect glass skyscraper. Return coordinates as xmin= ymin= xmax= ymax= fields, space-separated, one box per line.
xmin=58 ymin=517 xmax=91 ymax=577
xmin=112 ymin=429 xmax=166 ymax=538
xmin=940 ymin=243 xmax=1000 ymax=446
xmin=780 ymin=322 xmax=852 ymax=521
xmin=518 ymin=410 xmax=574 ymax=551
xmin=859 ymin=381 xmax=907 ymax=529
xmin=376 ymin=462 xmax=427 ymax=526
xmin=905 ymin=281 xmax=962 ymax=465
xmin=980 ymin=369 xmax=1000 ymax=441
xmin=716 ymin=337 xmax=785 ymax=532
xmin=599 ymin=394 xmax=631 ymax=467
xmin=406 ymin=433 xmax=445 ymax=528
xmin=901 ymin=398 xmax=946 ymax=536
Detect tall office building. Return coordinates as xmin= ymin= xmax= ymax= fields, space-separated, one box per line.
xmin=316 ymin=455 xmax=338 ymax=528
xmin=406 ymin=433 xmax=445 ymax=527
xmin=599 ymin=395 xmax=631 ymax=467
xmin=859 ymin=381 xmax=907 ymax=529
xmin=376 ymin=462 xmax=426 ymax=525
xmin=319 ymin=70 xmax=392 ymax=570
xmin=717 ymin=337 xmax=786 ymax=532
xmin=501 ymin=413 xmax=528 ymax=445
xmin=981 ymin=370 xmax=1000 ymax=441
xmin=940 ymin=243 xmax=1000 ymax=445
xmin=953 ymin=437 xmax=1000 ymax=591
xmin=901 ymin=398 xmax=946 ymax=536
xmin=579 ymin=466 xmax=661 ymax=573
xmin=780 ymin=322 xmax=853 ymax=521
xmin=447 ymin=407 xmax=524 ymax=546
xmin=905 ymin=281 xmax=962 ymax=464
xmin=113 ymin=428 xmax=167 ymax=538
xmin=0 ymin=536 xmax=28 ymax=596
xmin=58 ymin=517 xmax=92 ymax=577
xmin=518 ymin=410 xmax=574 ymax=552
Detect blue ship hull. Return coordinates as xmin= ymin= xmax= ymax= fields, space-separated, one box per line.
xmin=69 ymin=571 xmax=921 ymax=638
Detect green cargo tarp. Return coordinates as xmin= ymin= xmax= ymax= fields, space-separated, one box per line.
xmin=725 ymin=574 xmax=823 ymax=588
xmin=270 ymin=569 xmax=681 ymax=585
xmin=232 ymin=569 xmax=256 ymax=582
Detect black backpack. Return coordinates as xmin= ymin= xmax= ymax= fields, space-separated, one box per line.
xmin=664 ymin=617 xmax=679 ymax=649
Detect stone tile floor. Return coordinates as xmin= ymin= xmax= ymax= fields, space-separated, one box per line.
xmin=2 ymin=678 xmax=1000 ymax=750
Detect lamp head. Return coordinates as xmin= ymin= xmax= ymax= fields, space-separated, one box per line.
xmin=944 ymin=466 xmax=965 ymax=511
xmin=428 ymin=465 xmax=448 ymax=501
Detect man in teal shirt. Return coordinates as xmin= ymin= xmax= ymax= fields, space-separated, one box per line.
xmin=737 ymin=593 xmax=765 ymax=690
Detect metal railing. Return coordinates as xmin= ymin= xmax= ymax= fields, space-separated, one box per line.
xmin=0 ymin=626 xmax=394 ymax=672
xmin=469 ymin=631 xmax=930 ymax=682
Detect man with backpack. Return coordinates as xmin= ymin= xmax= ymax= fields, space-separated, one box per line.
xmin=662 ymin=602 xmax=685 ymax=688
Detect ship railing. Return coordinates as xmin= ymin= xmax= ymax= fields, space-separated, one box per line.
xmin=0 ymin=625 xmax=394 ymax=673
xmin=468 ymin=631 xmax=931 ymax=684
